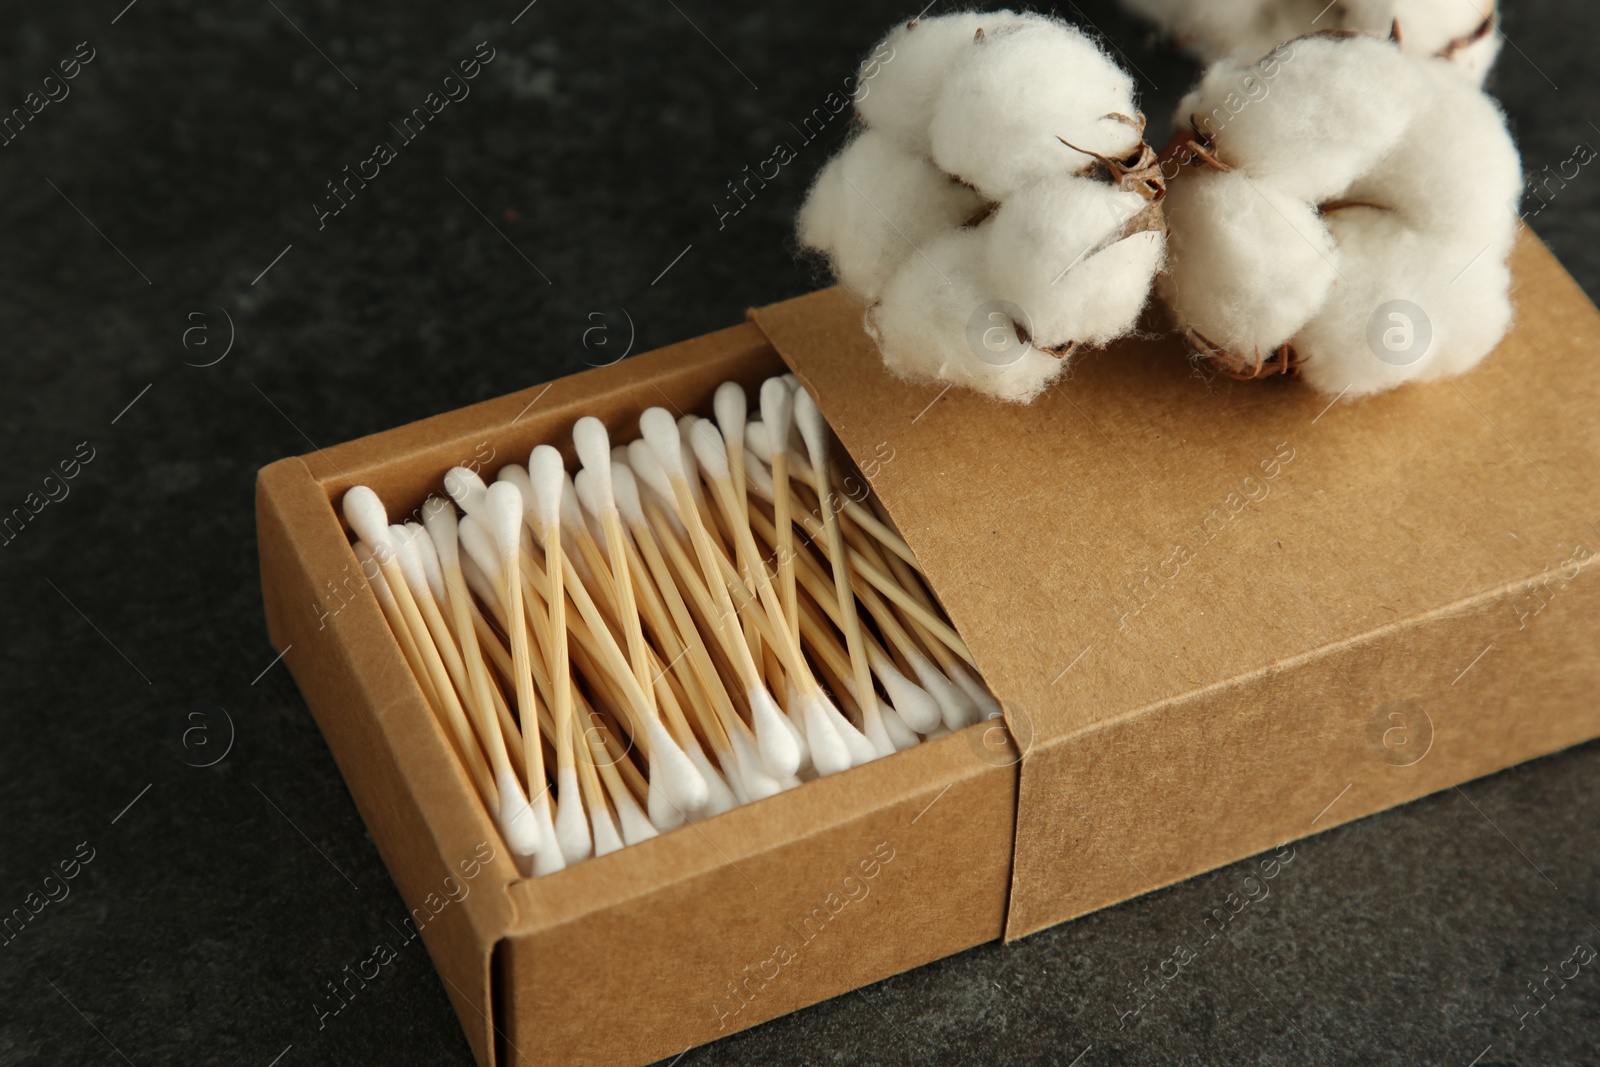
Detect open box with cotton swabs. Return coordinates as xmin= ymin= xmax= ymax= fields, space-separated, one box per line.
xmin=258 ymin=232 xmax=1600 ymax=1067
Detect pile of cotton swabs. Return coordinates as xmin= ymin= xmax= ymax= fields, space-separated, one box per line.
xmin=340 ymin=376 xmax=996 ymax=875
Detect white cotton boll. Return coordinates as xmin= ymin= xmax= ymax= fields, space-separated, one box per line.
xmin=1341 ymin=56 xmax=1520 ymax=249
xmin=1294 ymin=211 xmax=1513 ymax=395
xmin=1340 ymin=0 xmax=1500 ymax=82
xmin=1120 ymin=0 xmax=1321 ymax=65
xmin=929 ymin=17 xmax=1141 ymax=200
xmin=1160 ymin=168 xmax=1338 ymax=358
xmin=1176 ymin=38 xmax=1420 ymax=204
xmin=983 ymin=176 xmax=1165 ymax=350
xmin=854 ymin=11 xmax=1028 ymax=154
xmin=867 ymin=229 xmax=1067 ymax=403
xmin=797 ymin=129 xmax=985 ymax=302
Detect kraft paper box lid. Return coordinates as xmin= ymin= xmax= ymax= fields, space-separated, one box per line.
xmin=751 ymin=230 xmax=1600 ymax=937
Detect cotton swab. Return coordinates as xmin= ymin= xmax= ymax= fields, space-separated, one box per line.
xmin=419 ymin=499 xmax=543 ymax=856
xmin=638 ymin=408 xmax=803 ymax=780
xmin=534 ymin=451 xmax=710 ymax=829
xmin=522 ymin=448 xmax=594 ymax=865
xmin=792 ymin=389 xmax=895 ymax=758
xmin=343 ymin=489 xmax=500 ymax=811
xmin=340 ymin=371 xmax=991 ymax=878
xmin=482 ymin=480 xmax=567 ymax=875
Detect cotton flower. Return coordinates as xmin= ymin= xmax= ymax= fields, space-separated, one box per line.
xmin=1120 ymin=0 xmax=1499 ymax=84
xmin=799 ymin=11 xmax=1166 ymax=403
xmin=1158 ymin=33 xmax=1521 ymax=395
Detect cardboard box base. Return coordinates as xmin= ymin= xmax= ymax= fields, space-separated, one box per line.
xmin=259 ymin=232 xmax=1600 ymax=1066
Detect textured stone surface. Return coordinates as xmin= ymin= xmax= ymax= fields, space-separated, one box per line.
xmin=0 ymin=2 xmax=1594 ymax=1065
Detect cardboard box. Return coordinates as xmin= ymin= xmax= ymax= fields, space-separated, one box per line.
xmin=258 ymin=230 xmax=1600 ymax=1066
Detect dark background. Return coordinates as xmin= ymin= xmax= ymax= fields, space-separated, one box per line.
xmin=1 ymin=1 xmax=1596 ymax=1064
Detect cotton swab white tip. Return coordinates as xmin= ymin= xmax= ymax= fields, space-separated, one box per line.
xmin=792 ymin=387 xmax=831 ymax=472
xmin=873 ymin=651 xmax=942 ymax=734
xmin=554 ymin=767 xmax=592 ymax=864
xmin=686 ymin=418 xmax=730 ymax=481
xmin=610 ymin=461 xmax=647 ymax=531
xmin=572 ymin=417 xmax=616 ymax=510
xmin=528 ymin=444 xmax=565 ymax=532
xmin=948 ymin=660 xmax=1003 ymax=720
xmin=639 ymin=407 xmax=685 ymax=479
xmin=881 ymin=705 xmax=921 ymax=751
xmin=391 ymin=524 xmax=429 ymax=599
xmin=613 ymin=785 xmax=659 ymax=845
xmin=626 ymin=439 xmax=676 ymax=507
xmin=421 ymin=496 xmax=461 ymax=570
xmin=485 ymin=480 xmax=524 ymax=563
xmin=713 ymin=381 xmax=747 ymax=444
xmin=643 ymin=718 xmax=709 ymax=811
xmin=590 ymin=802 xmax=624 ymax=857
xmin=647 ymin=776 xmax=686 ymax=831
xmin=744 ymin=453 xmax=775 ymax=498
xmin=744 ymin=421 xmax=772 ymax=464
xmin=456 ymin=514 xmax=505 ymax=585
xmin=407 ymin=522 xmax=449 ymax=605
xmin=683 ymin=744 xmax=739 ymax=817
xmin=748 ymin=687 xmax=801 ymax=779
xmin=573 ymin=468 xmax=603 ymax=524
xmin=495 ymin=766 xmax=542 ymax=856
xmin=560 ymin=474 xmax=592 ymax=538
xmin=443 ymin=466 xmax=490 ymax=519
xmin=824 ymin=696 xmax=883 ymax=766
xmin=799 ymin=691 xmax=852 ymax=777
xmin=728 ymin=728 xmax=785 ymax=800
xmin=760 ymin=377 xmax=794 ymax=453
xmin=907 ymin=649 xmax=979 ymax=730
xmin=342 ymin=486 xmax=393 ymax=555
xmin=354 ymin=541 xmax=397 ymax=609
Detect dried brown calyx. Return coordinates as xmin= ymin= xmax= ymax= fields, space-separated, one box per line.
xmin=1057 ymin=119 xmax=1168 ymax=240
xmin=1437 ymin=8 xmax=1496 ymax=59
xmin=1187 ymin=327 xmax=1301 ymax=380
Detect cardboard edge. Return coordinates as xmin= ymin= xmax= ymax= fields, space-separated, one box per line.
xmin=256 ymin=455 xmax=522 ymax=1067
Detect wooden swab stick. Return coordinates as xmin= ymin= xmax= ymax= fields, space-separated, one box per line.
xmin=572 ymin=421 xmax=659 ymax=719
xmin=685 ymin=419 xmax=872 ymax=761
xmin=579 ymin=466 xmax=741 ymax=766
xmin=792 ymin=390 xmax=895 ymax=758
xmin=743 ymin=419 xmax=920 ymax=571
xmin=758 ymin=378 xmax=802 ymax=652
xmin=638 ymin=408 xmax=803 ymax=780
xmin=342 ymin=491 xmax=501 ymax=819
xmin=518 ymin=452 xmax=709 ymax=827
xmin=484 ymin=480 xmax=566 ymax=875
xmin=524 ymin=450 xmax=594 ymax=866
xmin=400 ymin=512 xmax=540 ymax=857
xmin=744 ymin=499 xmax=944 ymax=736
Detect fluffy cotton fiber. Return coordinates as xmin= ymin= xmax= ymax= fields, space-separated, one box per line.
xmin=1159 ymin=34 xmax=1521 ymax=395
xmin=798 ymin=11 xmax=1165 ymax=403
xmin=1120 ymin=0 xmax=1500 ymax=83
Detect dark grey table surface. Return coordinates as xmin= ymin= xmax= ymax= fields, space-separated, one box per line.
xmin=2 ymin=2 xmax=1596 ymax=1065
